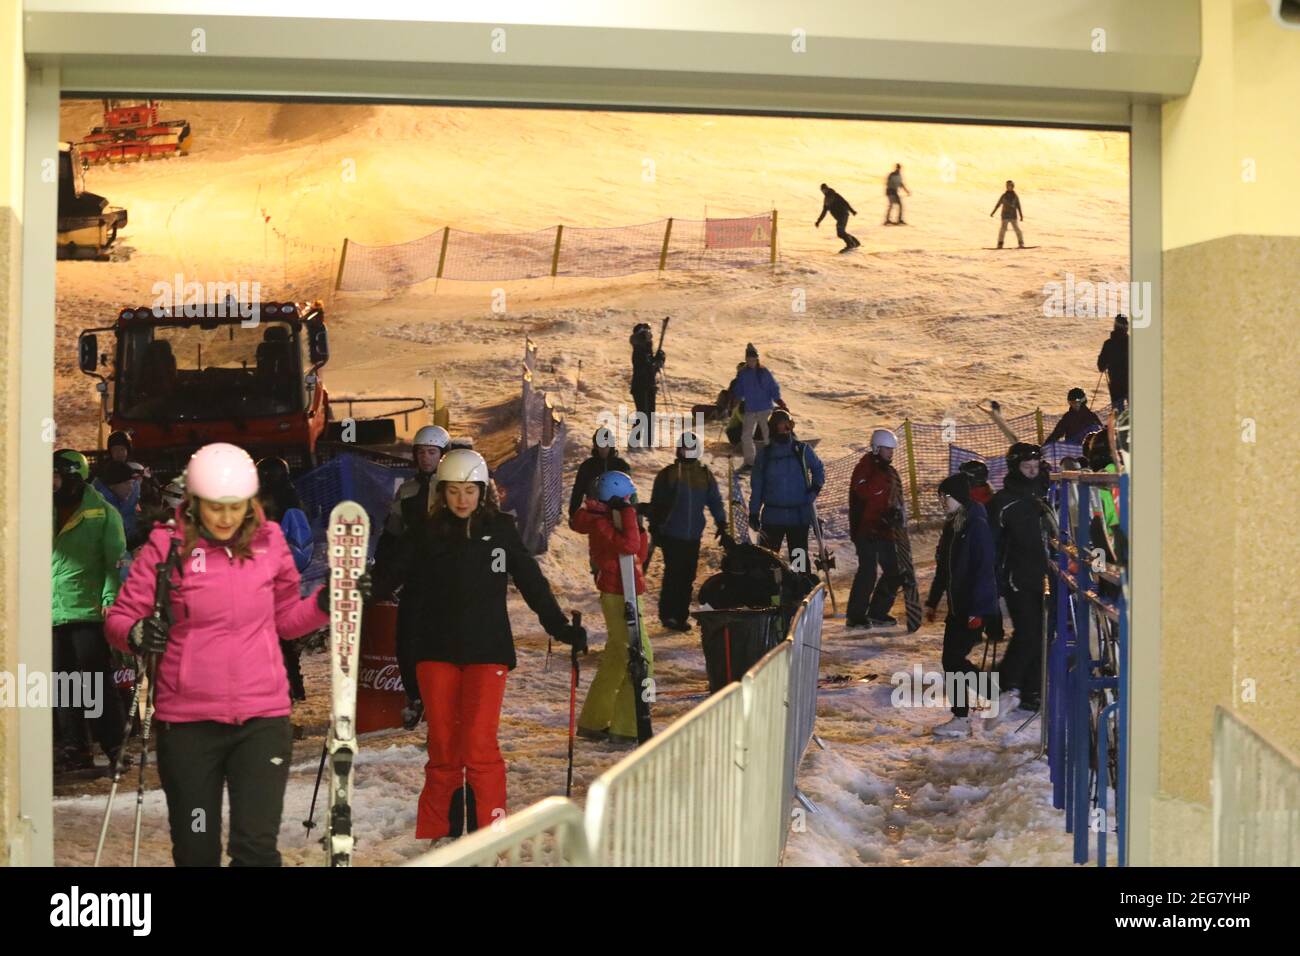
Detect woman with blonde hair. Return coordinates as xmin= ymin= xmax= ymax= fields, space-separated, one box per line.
xmin=105 ymin=442 xmax=352 ymax=866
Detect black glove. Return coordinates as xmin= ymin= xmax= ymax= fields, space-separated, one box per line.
xmin=130 ymin=616 xmax=170 ymax=656
xmin=748 ymin=514 xmax=762 ymax=533
xmin=654 ymin=350 xmax=666 ymax=368
xmin=316 ymin=571 xmax=373 ymax=612
xmin=555 ymin=621 xmax=588 ymax=653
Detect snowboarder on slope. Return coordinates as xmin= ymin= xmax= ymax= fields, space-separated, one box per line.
xmin=401 ymin=449 xmax=583 ymax=839
xmin=571 ymin=471 xmax=653 ymax=744
xmin=884 ymin=164 xmax=911 ymax=224
xmin=104 ymin=443 xmax=348 ymax=866
xmin=815 ymin=183 xmax=860 ymax=251
xmin=989 ymin=179 xmax=1026 ymax=249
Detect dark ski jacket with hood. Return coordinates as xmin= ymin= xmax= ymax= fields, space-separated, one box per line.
xmin=1097 ymin=330 xmax=1129 ymax=402
xmin=569 ymin=434 xmax=632 ymax=518
xmin=630 ymin=335 xmax=664 ymax=394
xmin=751 ymin=437 xmax=825 ymax=528
xmin=405 ymin=508 xmax=569 ymax=669
xmin=926 ymin=479 xmax=998 ymax=620
xmin=988 ymin=468 xmax=1052 ymax=595
xmin=649 ymin=458 xmax=726 ymax=542
xmin=1043 ymin=405 xmax=1103 ymax=446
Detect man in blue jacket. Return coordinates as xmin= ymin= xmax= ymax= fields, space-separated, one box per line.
xmin=92 ymin=458 xmax=141 ymax=547
xmin=648 ymin=432 xmax=731 ymax=630
xmin=732 ymin=343 xmax=788 ymax=470
xmin=929 ymin=473 xmax=1000 ymax=738
xmin=749 ymin=409 xmax=824 ymax=568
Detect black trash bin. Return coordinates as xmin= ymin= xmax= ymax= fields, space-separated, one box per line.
xmin=692 ymin=606 xmax=785 ymax=693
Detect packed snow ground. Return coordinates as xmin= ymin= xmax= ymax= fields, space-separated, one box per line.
xmin=53 ymin=102 xmax=1123 ymax=865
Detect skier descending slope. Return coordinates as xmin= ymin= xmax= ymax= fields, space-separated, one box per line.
xmin=104 ymin=443 xmax=351 ymax=866
xmin=571 ymin=471 xmax=654 ymax=745
xmin=399 ymin=449 xmax=585 ymax=840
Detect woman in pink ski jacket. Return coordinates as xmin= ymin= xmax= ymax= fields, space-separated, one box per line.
xmin=105 ymin=443 xmax=351 ymax=867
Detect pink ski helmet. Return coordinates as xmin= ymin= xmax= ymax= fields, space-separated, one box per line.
xmin=185 ymin=442 xmax=260 ymax=503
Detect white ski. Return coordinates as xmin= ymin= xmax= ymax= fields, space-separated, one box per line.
xmin=326 ymin=501 xmax=369 ymax=867
xmin=617 ymin=552 xmax=654 ymax=744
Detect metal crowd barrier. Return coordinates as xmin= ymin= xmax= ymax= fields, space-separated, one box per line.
xmin=1212 ymin=707 xmax=1300 ymax=866
xmin=1045 ymin=469 xmax=1129 ymax=865
xmin=782 ymin=586 xmax=826 ymax=854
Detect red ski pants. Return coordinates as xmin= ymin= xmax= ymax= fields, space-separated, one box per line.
xmin=415 ymin=661 xmax=509 ymax=839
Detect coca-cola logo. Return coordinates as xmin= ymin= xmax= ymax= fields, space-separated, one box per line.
xmin=359 ymin=663 xmax=405 ymax=693
xmin=113 ymin=667 xmax=136 ymax=688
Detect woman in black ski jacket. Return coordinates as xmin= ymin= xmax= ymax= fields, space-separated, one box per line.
xmin=400 ymin=449 xmax=584 ymax=841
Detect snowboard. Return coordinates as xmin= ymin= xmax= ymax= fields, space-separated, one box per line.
xmin=887 ymin=470 xmax=924 ymax=633
xmin=982 ymin=245 xmax=1039 ymax=250
xmin=326 ymin=502 xmax=370 ymax=867
xmin=617 ymin=551 xmax=655 ymax=744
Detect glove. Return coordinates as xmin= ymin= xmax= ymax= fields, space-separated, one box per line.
xmin=967 ymin=616 xmax=983 ymax=629
xmin=130 ymin=616 xmax=170 ymax=656
xmin=555 ymin=621 xmax=588 ymax=653
xmin=748 ymin=514 xmax=762 ymax=533
xmin=654 ymin=350 xmax=665 ymax=368
xmin=924 ymin=605 xmax=938 ymax=624
xmin=606 ymin=496 xmax=628 ymax=511
xmin=316 ymin=571 xmax=373 ymax=612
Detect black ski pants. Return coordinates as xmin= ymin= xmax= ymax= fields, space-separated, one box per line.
xmin=658 ymin=534 xmax=702 ymax=625
xmin=847 ymin=537 xmax=903 ymax=622
xmin=156 ymin=716 xmax=293 ymax=867
xmin=51 ymin=622 xmax=126 ymax=758
xmin=997 ymin=582 xmax=1043 ymax=699
xmin=759 ymin=523 xmax=808 ymax=567
xmin=834 ymin=211 xmax=858 ymax=247
xmin=630 ymin=384 xmax=658 ymax=448
xmin=941 ymin=616 xmax=984 ymax=717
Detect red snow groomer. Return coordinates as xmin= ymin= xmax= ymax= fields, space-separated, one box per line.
xmin=75 ymin=99 xmax=193 ymax=166
xmin=78 ymin=299 xmax=426 ymax=479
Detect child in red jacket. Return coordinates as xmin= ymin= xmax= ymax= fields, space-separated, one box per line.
xmin=570 ymin=471 xmax=653 ymax=743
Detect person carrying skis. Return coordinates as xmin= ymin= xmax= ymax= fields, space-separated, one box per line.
xmin=884 ymin=164 xmax=911 ymax=225
xmin=52 ymin=449 xmax=129 ymax=774
xmin=648 ymin=431 xmax=731 ymax=631
xmin=104 ymin=443 xmax=349 ymax=866
xmin=371 ymin=424 xmax=451 ymax=729
xmin=928 ymin=473 xmax=999 ymax=737
xmin=628 ymin=322 xmax=665 ymax=449
xmin=1096 ymin=313 xmax=1129 ymax=410
xmin=732 ymin=344 xmax=788 ymax=470
xmin=569 ymin=426 xmax=632 ymax=519
xmin=255 ymin=456 xmax=314 ymax=704
xmin=749 ymin=409 xmax=824 ymax=567
xmin=987 ymin=442 xmax=1051 ymax=714
xmin=571 ymin=471 xmax=653 ymax=744
xmin=401 ymin=449 xmax=584 ymax=839
xmin=1043 ymin=388 xmax=1104 ymax=447
xmin=989 ymin=179 xmax=1026 ymax=249
xmin=815 ymin=183 xmax=860 ymax=251
xmin=846 ymin=429 xmax=905 ymax=628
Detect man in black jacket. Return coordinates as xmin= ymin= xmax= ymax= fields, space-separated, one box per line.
xmin=987 ymin=442 xmax=1051 ymax=712
xmin=569 ymin=427 xmax=632 ymax=519
xmin=1096 ymin=314 xmax=1129 ymax=409
xmin=1042 ymin=388 xmax=1104 ymax=446
xmin=648 ymin=432 xmax=731 ymax=630
xmin=815 ymin=183 xmax=860 ymax=251
xmin=629 ymin=323 xmax=665 ymax=449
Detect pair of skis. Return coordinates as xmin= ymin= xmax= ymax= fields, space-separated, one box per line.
xmin=322 ymin=502 xmax=370 ymax=867
xmin=617 ymin=549 xmax=655 ymax=745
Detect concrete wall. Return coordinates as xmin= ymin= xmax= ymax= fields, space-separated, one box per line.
xmin=1154 ymin=0 xmax=1300 ymax=865
xmin=0 ymin=0 xmax=24 ymax=866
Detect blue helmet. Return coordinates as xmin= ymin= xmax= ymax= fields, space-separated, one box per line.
xmin=591 ymin=470 xmax=636 ymax=505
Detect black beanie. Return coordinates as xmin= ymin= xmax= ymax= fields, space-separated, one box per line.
xmin=745 ymin=343 xmax=759 ymax=359
xmin=938 ymin=473 xmax=972 ymax=505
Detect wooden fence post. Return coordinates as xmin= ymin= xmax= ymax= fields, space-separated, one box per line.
xmin=551 ymin=225 xmax=564 ymax=277
xmin=659 ymin=218 xmax=674 ymax=271
xmin=770 ymin=209 xmax=778 ymax=266
xmin=436 ymin=226 xmax=450 ymax=279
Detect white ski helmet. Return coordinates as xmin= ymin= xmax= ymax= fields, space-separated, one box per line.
xmin=870 ymin=428 xmax=898 ymax=451
xmin=413 ymin=425 xmax=450 ymax=449
xmin=436 ymin=448 xmax=489 ymax=485
xmin=185 ymin=442 xmax=259 ymax=503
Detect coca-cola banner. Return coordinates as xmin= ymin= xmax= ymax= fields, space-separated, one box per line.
xmin=357 ymin=602 xmax=405 ymax=734
xmin=113 ymin=665 xmax=136 ymax=691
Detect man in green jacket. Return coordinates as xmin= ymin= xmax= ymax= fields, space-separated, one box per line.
xmin=52 ymin=449 xmax=128 ymax=771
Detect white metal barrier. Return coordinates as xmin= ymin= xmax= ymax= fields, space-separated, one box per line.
xmin=1212 ymin=707 xmax=1300 ymax=866
xmin=408 ymin=585 xmax=827 ymax=868
xmin=404 ymin=796 xmax=590 ymax=867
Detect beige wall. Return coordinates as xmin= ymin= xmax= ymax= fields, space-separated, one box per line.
xmin=0 ymin=0 xmax=24 ymax=866
xmin=1155 ymin=0 xmax=1300 ymax=860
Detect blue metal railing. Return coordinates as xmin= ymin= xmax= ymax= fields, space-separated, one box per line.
xmin=1045 ymin=469 xmax=1128 ymax=866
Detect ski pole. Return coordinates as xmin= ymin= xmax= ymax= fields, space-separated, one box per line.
xmin=131 ymin=655 xmax=158 ymax=867
xmin=303 ymin=741 xmax=328 ymax=835
xmin=94 ymin=666 xmax=146 ymax=866
xmin=565 ymin=611 xmax=583 ymax=798
xmin=1090 ymin=371 xmax=1105 ymax=407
